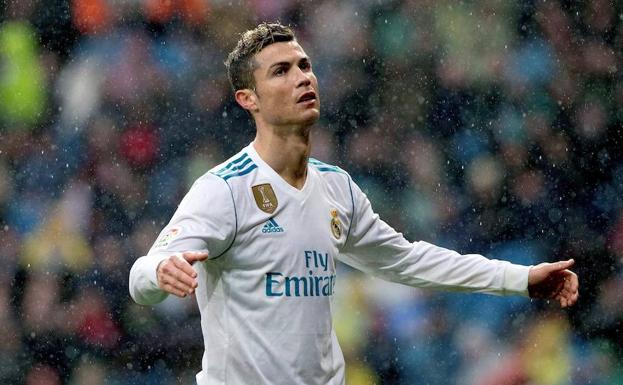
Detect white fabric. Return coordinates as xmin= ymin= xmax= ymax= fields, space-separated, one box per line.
xmin=129 ymin=143 xmax=530 ymax=385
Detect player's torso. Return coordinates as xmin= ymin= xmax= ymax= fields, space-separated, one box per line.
xmin=216 ymin=163 xmax=352 ymax=330
xmin=196 ymin=151 xmax=351 ymax=385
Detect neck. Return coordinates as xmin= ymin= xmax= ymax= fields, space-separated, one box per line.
xmin=253 ymin=122 xmax=311 ymax=190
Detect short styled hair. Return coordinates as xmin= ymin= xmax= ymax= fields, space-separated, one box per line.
xmin=225 ymin=22 xmax=296 ymax=92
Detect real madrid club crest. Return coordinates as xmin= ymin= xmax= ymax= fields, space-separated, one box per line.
xmin=252 ymin=183 xmax=278 ymax=214
xmin=330 ymin=208 xmax=342 ymax=239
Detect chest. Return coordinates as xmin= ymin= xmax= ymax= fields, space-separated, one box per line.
xmin=226 ymin=177 xmax=351 ymax=274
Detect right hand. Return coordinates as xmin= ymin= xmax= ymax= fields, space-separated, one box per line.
xmin=156 ymin=251 xmax=209 ymax=297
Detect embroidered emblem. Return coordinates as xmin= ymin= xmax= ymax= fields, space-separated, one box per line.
xmin=252 ymin=184 xmax=278 ymax=214
xmin=154 ymin=226 xmax=181 ymax=248
xmin=330 ymin=208 xmax=342 ymax=239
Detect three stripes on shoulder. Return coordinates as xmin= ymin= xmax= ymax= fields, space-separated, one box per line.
xmin=213 ymin=153 xmax=257 ymax=181
xmin=212 ymin=154 xmax=343 ymax=181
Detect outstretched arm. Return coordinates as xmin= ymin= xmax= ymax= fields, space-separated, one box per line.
xmin=339 ymin=177 xmax=581 ymax=305
xmin=129 ymin=174 xmax=236 ymax=305
xmin=528 ymin=259 xmax=579 ymax=308
xmin=339 ymin=178 xmax=531 ymax=296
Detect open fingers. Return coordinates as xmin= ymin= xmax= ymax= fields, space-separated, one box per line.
xmin=172 ymin=254 xmax=199 ymax=283
xmin=558 ymin=259 xmax=575 ymax=270
xmin=565 ymin=271 xmax=579 ymax=293
xmin=555 ymin=287 xmax=579 ymax=308
xmin=183 ymin=251 xmax=209 ymax=264
xmin=557 ymin=288 xmax=575 ymax=306
xmin=564 ymin=283 xmax=579 ymax=305
xmin=160 ymin=279 xmax=189 ymax=298
xmin=158 ymin=267 xmax=191 ymax=297
xmin=551 ymin=269 xmax=578 ymax=292
xmin=157 ymin=256 xmax=199 ymax=297
xmin=560 ymin=271 xmax=579 ymax=297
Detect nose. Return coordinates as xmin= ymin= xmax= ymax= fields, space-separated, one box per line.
xmin=295 ymin=67 xmax=312 ymax=88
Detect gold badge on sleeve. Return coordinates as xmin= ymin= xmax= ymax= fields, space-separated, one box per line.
xmin=252 ymin=183 xmax=278 ymax=214
xmin=330 ymin=208 xmax=342 ymax=239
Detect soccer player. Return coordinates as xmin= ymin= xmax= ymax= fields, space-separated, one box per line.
xmin=129 ymin=22 xmax=579 ymax=385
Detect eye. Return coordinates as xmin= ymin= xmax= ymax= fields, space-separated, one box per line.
xmin=274 ymin=67 xmax=286 ymax=76
xmin=300 ymin=61 xmax=311 ymax=70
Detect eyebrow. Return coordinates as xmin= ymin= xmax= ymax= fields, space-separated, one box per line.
xmin=267 ymin=61 xmax=290 ymax=74
xmin=266 ymin=57 xmax=310 ymax=75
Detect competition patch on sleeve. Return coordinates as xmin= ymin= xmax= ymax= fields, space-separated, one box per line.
xmin=153 ymin=226 xmax=181 ymax=248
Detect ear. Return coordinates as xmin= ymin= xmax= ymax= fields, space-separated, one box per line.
xmin=235 ymin=89 xmax=259 ymax=113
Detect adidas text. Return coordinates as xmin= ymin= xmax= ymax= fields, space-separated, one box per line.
xmin=262 ymin=227 xmax=284 ymax=233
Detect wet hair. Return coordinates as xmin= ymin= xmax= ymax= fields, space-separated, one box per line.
xmin=225 ymin=22 xmax=296 ymax=92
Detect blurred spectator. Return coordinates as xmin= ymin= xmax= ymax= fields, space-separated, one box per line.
xmin=520 ymin=313 xmax=572 ymax=385
xmin=0 ymin=273 xmax=22 ymax=383
xmin=143 ymin=0 xmax=210 ymax=27
xmin=68 ymin=359 xmax=106 ymax=385
xmin=0 ymin=20 xmax=46 ymax=127
xmin=72 ymin=0 xmax=112 ymax=35
xmin=25 ymin=364 xmax=61 ymax=385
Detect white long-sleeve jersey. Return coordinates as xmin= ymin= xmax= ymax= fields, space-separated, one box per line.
xmin=129 ymin=143 xmax=530 ymax=385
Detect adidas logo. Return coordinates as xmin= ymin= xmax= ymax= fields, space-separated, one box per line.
xmin=262 ymin=218 xmax=284 ymax=233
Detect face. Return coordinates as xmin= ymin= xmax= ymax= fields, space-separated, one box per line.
xmin=240 ymin=40 xmax=320 ymax=128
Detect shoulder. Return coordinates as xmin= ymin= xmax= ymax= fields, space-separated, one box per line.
xmin=308 ymin=159 xmax=372 ymax=205
xmin=179 ymin=150 xmax=255 ymax=208
xmin=308 ymin=158 xmax=349 ymax=177
xmin=208 ymin=150 xmax=258 ymax=182
xmin=309 ymin=157 xmax=354 ymax=196
xmin=176 ymin=172 xmax=232 ymax=213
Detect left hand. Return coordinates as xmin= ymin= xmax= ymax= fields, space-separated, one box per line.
xmin=528 ymin=259 xmax=579 ymax=308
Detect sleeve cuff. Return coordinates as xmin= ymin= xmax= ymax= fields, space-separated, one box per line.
xmin=503 ymin=262 xmax=531 ymax=296
xmin=129 ymin=253 xmax=171 ymax=305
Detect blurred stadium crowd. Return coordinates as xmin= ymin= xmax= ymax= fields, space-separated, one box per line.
xmin=1 ymin=0 xmax=623 ymax=384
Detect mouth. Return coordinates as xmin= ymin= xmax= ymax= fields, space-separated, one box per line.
xmin=297 ymin=91 xmax=317 ymax=104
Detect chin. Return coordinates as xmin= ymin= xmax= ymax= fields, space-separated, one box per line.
xmin=300 ymin=109 xmax=320 ymax=125
xmin=275 ymin=109 xmax=320 ymax=128
xmin=299 ymin=116 xmax=319 ymax=127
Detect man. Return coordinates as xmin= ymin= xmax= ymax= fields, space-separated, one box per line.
xmin=129 ymin=23 xmax=579 ymax=385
